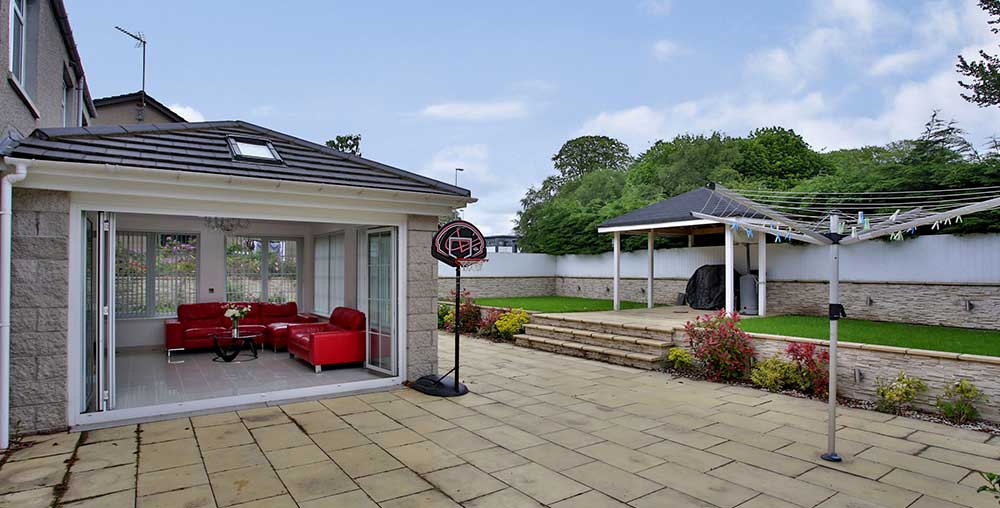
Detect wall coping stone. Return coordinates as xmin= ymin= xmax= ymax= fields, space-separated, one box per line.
xmin=454 ymin=274 xmax=1000 ymax=287
xmin=741 ymin=330 xmax=999 ymax=365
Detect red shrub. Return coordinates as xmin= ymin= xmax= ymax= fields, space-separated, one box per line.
xmin=477 ymin=307 xmax=508 ymax=339
xmin=786 ymin=342 xmax=830 ymax=396
xmin=685 ymin=310 xmax=755 ymax=382
xmin=444 ymin=289 xmax=480 ymax=334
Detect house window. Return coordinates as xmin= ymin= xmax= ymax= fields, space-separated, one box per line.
xmin=225 ymin=236 xmax=300 ymax=303
xmin=313 ymin=232 xmax=345 ymax=315
xmin=115 ymin=232 xmax=199 ymax=317
xmin=9 ymin=0 xmax=26 ymax=84
xmin=227 ymin=137 xmax=282 ymax=162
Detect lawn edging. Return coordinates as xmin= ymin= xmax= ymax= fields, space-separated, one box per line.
xmin=670 ymin=327 xmax=1000 ymax=421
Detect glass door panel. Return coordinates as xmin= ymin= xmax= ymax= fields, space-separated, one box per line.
xmin=364 ymin=228 xmax=396 ymax=375
xmin=82 ymin=211 xmax=116 ymax=412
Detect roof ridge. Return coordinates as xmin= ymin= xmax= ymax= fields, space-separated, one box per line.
xmin=35 ymin=121 xmax=245 ymax=140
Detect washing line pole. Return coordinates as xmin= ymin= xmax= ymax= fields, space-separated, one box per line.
xmin=823 ymin=214 xmax=843 ymax=462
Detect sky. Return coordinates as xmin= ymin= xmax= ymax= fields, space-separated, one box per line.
xmin=67 ymin=0 xmax=1000 ymax=235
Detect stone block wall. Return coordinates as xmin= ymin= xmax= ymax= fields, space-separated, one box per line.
xmin=437 ymin=276 xmax=555 ymax=299
xmin=755 ymin=336 xmax=1000 ymax=421
xmin=767 ymin=281 xmax=1000 ymax=330
xmin=555 ymin=276 xmax=688 ymax=305
xmin=406 ymin=215 xmax=439 ymax=381
xmin=10 ymin=189 xmax=69 ymax=434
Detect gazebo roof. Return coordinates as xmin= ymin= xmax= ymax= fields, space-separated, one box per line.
xmin=597 ymin=187 xmax=754 ymax=233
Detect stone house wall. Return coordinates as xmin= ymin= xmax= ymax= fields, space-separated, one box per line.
xmin=406 ymin=215 xmax=439 ymax=381
xmin=10 ymin=188 xmax=69 ymax=434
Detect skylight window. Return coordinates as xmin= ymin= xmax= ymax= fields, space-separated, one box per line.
xmin=227 ymin=137 xmax=283 ymax=163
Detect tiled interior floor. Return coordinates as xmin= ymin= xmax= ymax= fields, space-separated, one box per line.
xmin=4 ymin=337 xmax=1000 ymax=507
xmin=115 ymin=348 xmax=382 ymax=409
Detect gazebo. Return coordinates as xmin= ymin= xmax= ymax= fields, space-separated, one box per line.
xmin=596 ymin=187 xmax=766 ymax=315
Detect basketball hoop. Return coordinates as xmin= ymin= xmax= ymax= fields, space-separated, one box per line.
xmin=413 ymin=220 xmax=488 ymax=398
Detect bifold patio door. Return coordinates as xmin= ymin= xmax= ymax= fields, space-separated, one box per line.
xmin=361 ymin=228 xmax=397 ymax=376
xmin=82 ymin=211 xmax=116 ymax=412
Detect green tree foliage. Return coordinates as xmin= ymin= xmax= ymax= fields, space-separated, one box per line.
xmin=552 ymin=135 xmax=633 ymax=181
xmin=517 ymin=113 xmax=1000 ymax=255
xmin=734 ymin=127 xmax=832 ymax=189
xmin=326 ymin=134 xmax=362 ymax=156
xmin=957 ymin=0 xmax=1000 ymax=107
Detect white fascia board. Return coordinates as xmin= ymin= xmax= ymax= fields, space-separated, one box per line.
xmin=597 ymin=218 xmax=716 ymax=233
xmin=3 ymin=157 xmax=475 ymax=216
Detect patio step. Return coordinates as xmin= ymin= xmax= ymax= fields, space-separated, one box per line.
xmin=513 ymin=334 xmax=664 ymax=370
xmin=522 ymin=323 xmax=672 ymax=356
xmin=530 ymin=314 xmax=679 ymax=342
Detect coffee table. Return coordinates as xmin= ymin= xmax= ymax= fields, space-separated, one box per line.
xmin=212 ymin=332 xmax=261 ymax=363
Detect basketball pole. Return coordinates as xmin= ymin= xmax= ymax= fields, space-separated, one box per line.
xmin=454 ymin=264 xmax=461 ymax=394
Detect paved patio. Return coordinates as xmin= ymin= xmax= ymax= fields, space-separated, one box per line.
xmin=2 ymin=338 xmax=1000 ymax=508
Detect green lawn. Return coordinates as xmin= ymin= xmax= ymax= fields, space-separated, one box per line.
xmin=472 ymin=296 xmax=649 ymax=313
xmin=739 ymin=315 xmax=1000 ymax=357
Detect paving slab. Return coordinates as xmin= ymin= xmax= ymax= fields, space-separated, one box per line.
xmin=491 ymin=463 xmax=590 ymax=505
xmin=275 ymin=461 xmax=357 ymax=503
xmin=562 ymin=461 xmax=661 ymax=502
xmin=424 ymin=464 xmax=506 ymax=502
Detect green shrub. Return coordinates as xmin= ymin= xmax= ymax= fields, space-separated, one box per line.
xmin=495 ymin=309 xmax=530 ymax=339
xmin=937 ymin=379 xmax=987 ymax=424
xmin=978 ymin=472 xmax=1000 ymax=504
xmin=477 ymin=307 xmax=506 ymax=340
xmin=875 ymin=372 xmax=928 ymax=414
xmin=685 ymin=310 xmax=755 ymax=382
xmin=666 ymin=347 xmax=695 ymax=371
xmin=437 ymin=304 xmax=451 ymax=329
xmin=750 ymin=357 xmax=804 ymax=392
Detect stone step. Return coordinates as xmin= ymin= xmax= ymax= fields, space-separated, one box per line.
xmin=530 ymin=314 xmax=679 ymax=342
xmin=522 ymin=323 xmax=672 ymax=355
xmin=513 ymin=334 xmax=665 ymax=370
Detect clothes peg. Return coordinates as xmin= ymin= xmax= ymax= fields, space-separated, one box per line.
xmin=955 ymin=215 xmax=963 ymax=223
xmin=857 ymin=211 xmax=864 ymax=224
xmin=851 ymin=226 xmax=857 ymax=237
xmin=837 ymin=222 xmax=845 ymax=234
xmin=931 ymin=221 xmax=940 ymax=230
xmin=889 ymin=209 xmax=900 ymax=222
xmin=863 ymin=218 xmax=871 ymax=231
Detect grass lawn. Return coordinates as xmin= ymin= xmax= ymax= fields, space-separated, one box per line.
xmin=739 ymin=315 xmax=1000 ymax=357
xmin=472 ymin=296 xmax=649 ymax=313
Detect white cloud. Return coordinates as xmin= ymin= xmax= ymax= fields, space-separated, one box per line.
xmin=869 ymin=50 xmax=926 ymax=76
xmin=167 ymin=104 xmax=205 ymax=122
xmin=651 ymin=40 xmax=681 ymax=61
xmin=746 ymin=48 xmax=799 ymax=88
xmin=640 ymin=0 xmax=672 ymax=16
xmin=746 ymin=27 xmax=848 ymax=89
xmin=826 ymin=0 xmax=880 ymax=32
xmin=578 ymin=106 xmax=666 ymax=149
xmin=424 ymin=144 xmax=494 ymax=185
xmin=420 ymin=100 xmax=527 ymax=120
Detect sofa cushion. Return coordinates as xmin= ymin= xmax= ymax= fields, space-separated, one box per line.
xmin=330 ymin=307 xmax=366 ymax=331
xmin=177 ymin=303 xmax=224 ymax=329
xmin=261 ymin=302 xmax=299 ymax=324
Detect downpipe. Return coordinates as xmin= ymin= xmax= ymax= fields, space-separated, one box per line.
xmin=1 ymin=162 xmax=28 ymax=450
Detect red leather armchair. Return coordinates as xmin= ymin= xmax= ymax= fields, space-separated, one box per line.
xmin=165 ymin=302 xmax=317 ymax=356
xmin=287 ymin=307 xmax=366 ymax=373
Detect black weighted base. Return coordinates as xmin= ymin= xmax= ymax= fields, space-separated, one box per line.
xmin=411 ymin=375 xmax=468 ymax=397
xmin=821 ymin=452 xmax=843 ymax=463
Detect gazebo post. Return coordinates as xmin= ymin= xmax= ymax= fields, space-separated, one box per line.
xmin=724 ymin=227 xmax=734 ymax=314
xmin=757 ymin=234 xmax=766 ymax=317
xmin=613 ymin=231 xmax=621 ymax=311
xmin=646 ymin=231 xmax=654 ymax=309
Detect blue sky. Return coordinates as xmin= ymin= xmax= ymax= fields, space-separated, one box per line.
xmin=68 ymin=0 xmax=1000 ymax=235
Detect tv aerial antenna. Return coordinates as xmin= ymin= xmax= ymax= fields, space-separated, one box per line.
xmin=115 ymin=26 xmax=147 ymax=121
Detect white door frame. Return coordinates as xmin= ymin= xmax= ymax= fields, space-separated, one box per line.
xmin=66 ymin=194 xmax=410 ymax=429
xmin=360 ymin=227 xmax=398 ymax=376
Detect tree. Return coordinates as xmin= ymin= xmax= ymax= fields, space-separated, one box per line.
xmin=552 ymin=135 xmax=632 ymax=182
xmin=734 ymin=127 xmax=831 ymax=189
xmin=957 ymin=0 xmax=1000 ymax=107
xmin=326 ymin=134 xmax=362 ymax=156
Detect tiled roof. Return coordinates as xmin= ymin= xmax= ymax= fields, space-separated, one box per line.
xmin=4 ymin=120 xmax=471 ymax=197
xmin=599 ymin=187 xmax=753 ymax=229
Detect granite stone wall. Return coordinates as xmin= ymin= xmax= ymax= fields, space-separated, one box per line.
xmin=406 ymin=215 xmax=439 ymax=381
xmin=437 ymin=276 xmax=556 ymax=299
xmin=10 ymin=189 xmax=69 ymax=434
xmin=442 ymin=274 xmax=1000 ymax=329
xmin=673 ymin=330 xmax=1000 ymax=421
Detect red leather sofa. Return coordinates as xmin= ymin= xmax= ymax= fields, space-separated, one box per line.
xmin=287 ymin=307 xmax=366 ymax=373
xmin=165 ymin=302 xmax=317 ymax=353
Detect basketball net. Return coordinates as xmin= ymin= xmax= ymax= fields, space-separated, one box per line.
xmin=455 ymin=258 xmax=487 ymax=272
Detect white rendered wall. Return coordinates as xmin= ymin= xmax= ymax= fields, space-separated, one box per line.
xmin=440 ymin=234 xmax=1000 ymax=284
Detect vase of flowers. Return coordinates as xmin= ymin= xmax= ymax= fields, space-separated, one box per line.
xmin=223 ymin=303 xmax=252 ymax=338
